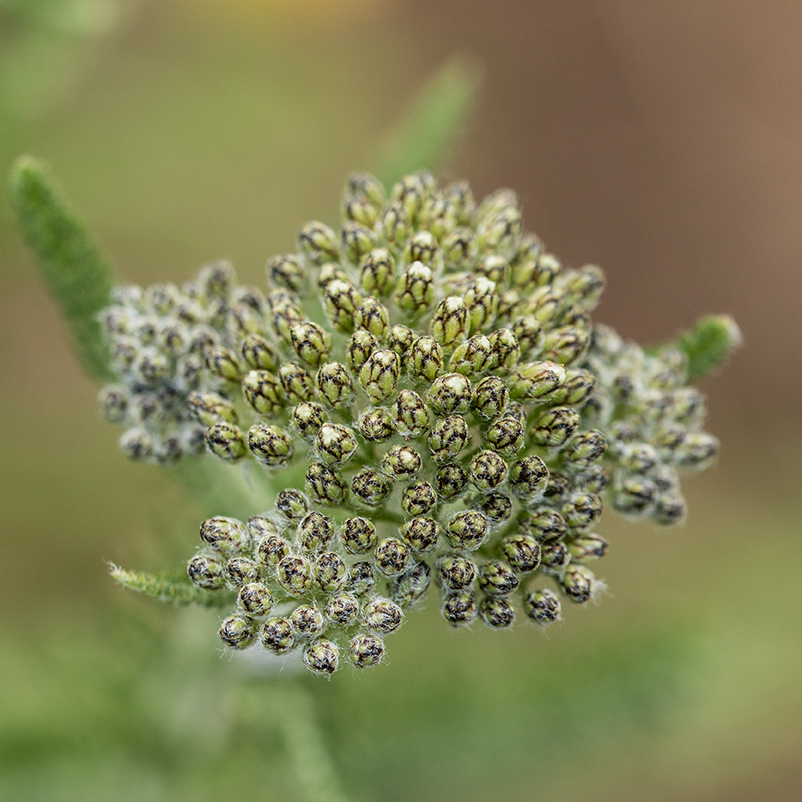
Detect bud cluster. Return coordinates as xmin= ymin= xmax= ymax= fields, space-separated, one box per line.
xmin=102 ymin=171 xmax=723 ymax=674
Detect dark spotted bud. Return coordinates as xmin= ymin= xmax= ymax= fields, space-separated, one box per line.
xmin=187 ymin=392 xmax=238 ymax=427
xmin=290 ymin=321 xmax=330 ymax=367
xmin=567 ymin=533 xmax=608 ymax=564
xmin=430 ymin=296 xmax=469 ymax=347
xmin=562 ymin=430 xmax=607 ymax=472
xmin=611 ymin=478 xmax=656 ymax=518
xmin=291 ymin=401 xmax=326 ymax=441
xmin=479 ymin=560 xmax=519 ymax=596
xmin=463 ymin=277 xmax=499 ymax=333
xmin=400 ymin=516 xmax=440 ymax=553
xmin=351 ymin=469 xmax=392 ymax=506
xmin=354 ymin=296 xmax=390 ymax=338
xmin=359 ymin=349 xmax=400 ymax=403
xmin=475 ymin=254 xmax=509 ymax=285
xmin=434 ymin=463 xmax=468 ymax=500
xmin=509 ymin=455 xmax=549 ymax=502
xmin=358 ymin=407 xmax=395 ymax=442
xmin=488 ymin=328 xmax=520 ymax=372
xmin=98 ymin=385 xmax=129 ymax=424
xmin=407 ymin=336 xmax=443 ymax=382
xmin=275 ymin=489 xmax=310 ymax=520
xmin=349 ymin=633 xmax=385 ymax=667
xmin=653 ymin=492 xmax=687 ymax=525
xmin=618 ymin=443 xmax=659 ymax=474
xmin=443 ymin=180 xmax=475 ymax=226
xmin=267 ymin=254 xmax=307 ymax=294
xmin=540 ymin=541 xmax=571 ymax=575
xmin=476 ymin=206 xmax=522 ymax=258
xmin=670 ymin=388 xmax=706 ymax=426
xmin=475 ymin=492 xmax=514 ymax=524
xmin=561 ymin=264 xmax=605 ymax=309
xmin=347 ymin=330 xmax=377 ymax=373
xmin=382 ymin=445 xmax=422 ymax=480
xmin=531 ymin=407 xmax=581 ymax=448
xmin=392 ymin=561 xmax=432 ymax=607
xmin=348 ymin=561 xmax=376 ymax=596
xmin=388 ymin=324 xmax=415 ymax=361
xmin=299 ymin=221 xmax=339 ymax=264
xmin=364 ymin=597 xmax=404 ymax=633
xmin=360 ymin=248 xmax=396 ymax=296
xmin=395 ymin=262 xmax=435 ymax=314
xmin=541 ymin=326 xmax=590 ymax=365
xmin=469 ymin=450 xmax=508 ymax=492
xmin=501 ymin=535 xmax=541 ymax=573
xmin=188 ymin=555 xmax=225 ymax=589
xmin=276 ymin=555 xmax=312 ymax=596
xmin=392 ymin=171 xmax=434 ymax=223
xmin=652 ymin=424 xmax=687 ymax=459
xmin=563 ymin=493 xmax=604 ymax=532
xmin=450 ymin=334 xmax=493 ymax=376
xmin=303 ymin=639 xmax=339 ymax=675
xmin=298 ymin=512 xmax=334 ymax=552
xmin=248 ymin=424 xmax=293 ymax=467
xmin=305 ymin=462 xmax=347 ymax=505
xmin=524 ymin=589 xmax=561 ymax=626
xmin=404 ymin=230 xmax=439 ymax=266
xmin=428 ymin=415 xmax=469 ymax=463
xmin=242 ymin=371 xmax=283 ymax=417
xmin=257 ymin=535 xmax=291 ymax=568
xmin=325 ymin=593 xmax=359 ymax=627
xmin=427 ymin=373 xmax=472 ymax=415
xmin=313 ymin=551 xmax=348 ymax=592
xmin=484 ymin=417 xmax=525 ymax=457
xmin=471 ymin=376 xmax=509 ymax=421
xmin=479 ymin=596 xmax=515 ymax=629
xmin=341 ymin=517 xmax=378 ymax=555
xmin=219 ymin=616 xmax=253 ymax=649
xmin=346 ymin=171 xmax=385 ymax=207
xmin=392 ymin=389 xmax=430 ymax=438
xmin=509 ymin=361 xmax=566 ymax=401
xmin=531 ymin=287 xmax=562 ymax=325
xmin=240 ymin=333 xmax=279 ymax=372
xmin=401 ymin=482 xmax=437 ymax=516
xmin=381 ymin=201 xmax=411 ymax=248
xmin=442 ymin=227 xmax=474 ymax=268
xmin=289 ymin=605 xmax=325 ymax=639
xmin=343 ymin=195 xmax=379 ymax=229
xmin=519 ymin=508 xmax=567 ymax=543
xmin=560 ymin=565 xmax=599 ymax=603
xmin=315 ymin=422 xmax=358 ymax=465
xmin=437 ymin=554 xmax=477 ymax=590
xmin=205 ymin=422 xmax=247 ymax=462
xmin=341 ymin=221 xmax=376 ymax=264
xmin=551 ymin=368 xmax=596 ymax=406
xmin=237 ymin=583 xmax=273 ymax=617
xmin=205 ymin=345 xmax=241 ymax=383
xmin=260 ymin=617 xmax=296 ymax=654
xmin=676 ymin=432 xmax=719 ymax=470
xmin=374 ymin=538 xmax=411 ymax=577
xmin=447 ymin=511 xmax=490 ymax=551
xmin=316 ymin=262 xmax=349 ymax=290
xmin=324 ymin=279 xmax=362 ymax=333
xmin=278 ymin=362 xmax=314 ymax=403
xmin=442 ymin=591 xmax=478 ymax=626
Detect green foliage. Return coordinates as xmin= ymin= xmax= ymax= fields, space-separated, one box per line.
xmin=9 ymin=156 xmax=114 ymax=378
xmin=375 ymin=58 xmax=481 ymax=189
xmin=110 ymin=565 xmax=231 ymax=608
xmin=674 ymin=314 xmax=742 ymax=382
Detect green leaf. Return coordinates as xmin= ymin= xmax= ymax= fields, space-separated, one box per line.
xmin=109 ymin=565 xmax=231 ymax=608
xmin=673 ymin=314 xmax=742 ymax=383
xmin=375 ymin=57 xmax=481 ymax=189
xmin=9 ymin=155 xmax=115 ymax=379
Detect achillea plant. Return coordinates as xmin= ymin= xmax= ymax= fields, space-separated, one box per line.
xmin=19 ymin=163 xmax=735 ymax=676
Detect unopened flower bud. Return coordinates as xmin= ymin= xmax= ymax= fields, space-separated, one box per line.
xmin=219 ymin=616 xmax=253 ymax=649
xmin=450 ymin=334 xmax=492 ymax=376
xmin=343 ymin=195 xmax=379 ymax=229
xmin=187 ymin=392 xmax=237 ymax=427
xmin=401 ymin=482 xmax=437 ymax=516
xmin=278 ymin=362 xmax=314 ymax=403
xmin=552 ymin=368 xmax=596 ymax=406
xmin=260 ymin=617 xmax=296 ymax=654
xmin=442 ymin=591 xmax=478 ymax=626
xmin=501 ymin=535 xmax=541 ymax=573
xmin=676 ymin=432 xmax=719 ymax=470
xmin=267 ymin=254 xmax=307 ymax=295
xmin=475 ymin=491 xmax=513 ymax=524
xmin=257 ymin=533 xmax=291 ymax=568
xmin=509 ymin=361 xmax=566 ymax=401
xmin=407 ymin=336 xmax=443 ymax=382
xmin=434 ymin=463 xmax=468 ymax=500
xmin=325 ymin=593 xmax=359 ymax=627
xmin=391 ymin=561 xmax=432 ymax=607
xmin=381 ymin=202 xmax=411 ymax=248
xmin=188 ymin=554 xmax=225 ymax=589
xmin=98 ymin=385 xmax=129 ymax=424
xmin=395 ymin=262 xmax=435 ymax=314
xmin=347 ymin=330 xmax=377 ymax=372
xmin=276 ymin=555 xmax=312 ymax=596
xmin=275 ymin=489 xmax=310 ymax=520
xmin=359 ymin=349 xmax=400 ymax=403
xmin=341 ymin=517 xmax=378 ymax=555
xmin=316 ymin=422 xmax=358 ymax=466
xmin=290 ymin=321 xmax=331 ymax=367
xmin=509 ymin=455 xmax=549 ymax=502
xmin=612 ymin=477 xmax=656 ymax=518
xmin=289 ymin=605 xmax=325 ymax=639
xmin=428 ymin=373 xmax=472 ymax=415
xmin=324 ymin=279 xmax=362 ymax=333
xmin=348 ymin=561 xmax=376 ymax=596
xmin=205 ymin=346 xmax=241 ymax=383
xmin=442 ymin=227 xmax=474 ymax=268
xmin=360 ymin=248 xmax=396 ymax=296
xmin=484 ymin=416 xmax=525 ymax=457
xmin=476 ymin=206 xmax=522 ymax=258
xmin=518 ymin=508 xmax=566 ymax=542
xmin=354 ymin=296 xmax=390 ymax=338
xmin=351 ymin=469 xmax=392 ymax=506
xmin=298 ymin=512 xmax=334 ymax=552
xmin=479 ymin=560 xmax=519 ymax=596
xmin=382 ymin=445 xmax=422 ymax=480
xmin=541 ymin=326 xmax=590 ymax=366
xmin=562 ymin=430 xmax=607 ymax=472
xmin=560 ymin=565 xmax=600 ymax=603
xmin=566 ymin=533 xmax=608 ymax=564
xmin=248 ymin=424 xmax=293 ymax=467
xmin=374 ymin=538 xmax=411 ymax=576
xmin=479 ymin=596 xmax=515 ymax=629
xmin=242 ymin=370 xmax=283 ymax=417
xmin=291 ymin=401 xmax=326 ymax=441
xmin=346 ymin=171 xmax=385 ymax=208
xmin=563 ymin=493 xmax=604 ymax=532
xmin=471 ymin=376 xmax=509 ymax=421
xmin=430 ymin=296 xmax=469 ymax=347
xmin=531 ymin=407 xmax=581 ymax=449
xmin=470 ymin=450 xmax=509 ymax=492
xmin=652 ymin=492 xmax=687 ymax=525
xmin=303 ymin=639 xmax=339 ymax=675
xmin=464 ymin=277 xmax=499 ymax=333
xmin=348 ymin=633 xmax=385 ymax=668
xmin=240 ymin=333 xmax=279 ymax=372
xmin=447 ymin=510 xmax=490 ymax=551
xmin=200 ymin=516 xmax=247 ymax=553
xmin=524 ymin=589 xmax=561 ymax=625
xmin=299 ymin=221 xmax=339 ymax=264
xmin=205 ymin=422 xmax=247 ymax=462
xmin=364 ymin=597 xmax=404 ymax=634
xmin=358 ymin=407 xmax=395 ymax=442
xmin=237 ymin=582 xmax=273 ymax=616
xmin=400 ymin=516 xmax=440 ymax=553
xmin=428 ymin=415 xmax=470 ymax=463
xmin=392 ymin=389 xmax=430 ymax=438
xmin=305 ymin=462 xmax=347 ymax=505
xmin=539 ymin=541 xmax=570 ymax=575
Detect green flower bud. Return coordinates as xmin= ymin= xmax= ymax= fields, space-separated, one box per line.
xmin=430 ymin=296 xmax=469 ymax=347
xmin=676 ymin=432 xmax=719 ymax=470
xmin=341 ymin=222 xmax=375 ymax=264
xmin=517 ymin=507 xmax=565 ymax=543
xmin=464 ymin=277 xmax=499 ymax=333
xmin=475 ymin=254 xmax=509 ymax=285
xmin=442 ymin=591 xmax=478 ymax=626
xmin=509 ymin=455 xmax=549 ymax=502
xmin=358 ymin=407 xmax=395 ymax=442
xmin=98 ymin=385 xmax=129 ymax=424
xmin=562 ymin=492 xmax=604 ymax=531
xmin=351 ymin=469 xmax=392 ymax=507
xmin=428 ymin=415 xmax=470 ymax=463
xmin=343 ymin=195 xmax=379 ymax=229
xmin=484 ymin=416 xmax=525 ymax=457
xmin=437 ymin=554 xmax=477 ymax=590
xmin=652 ymin=424 xmax=686 ymax=459
xmin=188 ymin=554 xmax=225 ymax=589
xmin=289 ymin=604 xmax=325 ymax=639
xmin=400 ymin=516 xmax=440 ymax=553
xmin=219 ymin=616 xmax=254 ymax=649
xmin=509 ymin=361 xmax=566 ymax=401
xmin=257 ymin=533 xmax=291 ymax=568
xmin=479 ymin=596 xmax=515 ymax=629
xmin=428 ymin=373 xmax=472 ymax=415
xmin=248 ymin=424 xmax=293 ymax=467
xmin=359 ymin=349 xmax=400 ymax=403
xmin=407 ymin=336 xmax=443 ymax=382
xmin=317 ymin=262 xmax=350 ymax=290
xmin=443 ymin=181 xmax=475 ymax=226
xmin=392 ymin=172 xmax=433 ymax=223
xmin=348 ymin=561 xmax=376 ymax=596
xmin=447 ymin=510 xmax=490 ymax=551
xmin=187 ymin=391 xmax=237 ymax=427
xmin=531 ymin=406 xmax=581 ymax=448
xmin=404 ymin=230 xmax=439 ymax=267
xmin=670 ymin=388 xmax=706 ymax=426
xmin=524 ymin=589 xmax=561 ymax=626
xmin=476 ymin=206 xmax=522 ymax=258
xmin=541 ymin=326 xmax=590 ymax=366
xmin=291 ymin=401 xmax=327 ymax=441
xmin=267 ymin=253 xmax=307 ymax=294
xmin=299 ymin=221 xmax=339 ymax=264
xmin=260 ymin=617 xmax=296 ymax=654
xmin=579 ymin=465 xmax=610 ymax=493
xmin=275 ymin=489 xmax=310 ymax=520
xmin=305 ymin=462 xmax=347 ymax=505
xmin=325 ymin=593 xmax=359 ymax=626
xmin=381 ymin=201 xmax=411 ymax=248
xmin=364 ymin=597 xmax=404 ymax=633
xmin=341 ymin=517 xmax=378 ymax=555
xmin=382 ymin=445 xmax=422 ymax=481
xmin=395 ymin=262 xmax=435 ymax=314
xmin=470 ymin=450 xmax=509 ymax=492
xmin=531 ymin=287 xmax=562 ymax=326
xmin=442 ymin=227 xmax=475 ymax=268
xmin=450 ymin=334 xmax=493 ymax=376
xmin=303 ymin=639 xmax=339 ymax=674
xmin=134 ymin=349 xmax=172 ymax=386
xmin=240 ymin=333 xmax=279 ymax=372
xmin=348 ymin=633 xmax=385 ymax=668
xmin=298 ymin=512 xmax=334 ymax=553
xmin=566 ymin=533 xmax=608 ymax=564
xmin=324 ymin=279 xmax=362 ymax=333
xmin=205 ymin=345 xmax=242 ymax=383
xmin=314 ymin=552 xmax=348 ymax=592
xmin=387 ymin=324 xmax=414 ymax=360
xmin=539 ymin=541 xmax=570 ymax=575
xmin=354 ymin=296 xmax=390 ymax=338
xmin=237 ymin=582 xmax=273 ymax=616
xmin=276 ymin=555 xmax=312 ymax=596
xmin=475 ymin=492 xmax=513 ymax=524
xmin=278 ymin=362 xmax=315 ymax=403
xmin=562 ymin=430 xmax=607 ymax=472
xmin=560 ymin=565 xmax=600 ymax=604
xmin=392 ymin=561 xmax=432 ymax=607
xmin=197 ymin=260 xmax=235 ymax=298
xmin=316 ymin=422 xmax=358 ymax=466
xmin=653 ymin=492 xmax=687 ymax=525
xmin=501 ymin=535 xmax=541 ymax=573
xmin=434 ymin=463 xmax=468 ymax=500
xmin=242 ymin=370 xmax=283 ymax=417
xmin=360 ymin=248 xmax=396 ymax=296
xmin=392 ymin=389 xmax=430 ymax=438
xmin=471 ymin=376 xmax=509 ymax=421
xmin=346 ymin=171 xmax=385 ymax=208
xmin=618 ymin=443 xmax=659 ymax=474
xmin=290 ymin=321 xmax=331 ymax=367
xmin=419 ymin=194 xmax=448 ymax=239
xmin=551 ymin=368 xmax=596 ymax=406
xmin=401 ymin=482 xmax=437 ymax=516
xmin=205 ymin=421 xmax=247 ymax=462
xmin=561 ymin=264 xmax=605 ymax=309
xmin=479 ymin=560 xmax=519 ymax=597
xmin=374 ymin=538 xmax=411 ymax=577
xmin=347 ymin=330 xmax=377 ymax=373
xmin=612 ymin=477 xmax=656 ymax=518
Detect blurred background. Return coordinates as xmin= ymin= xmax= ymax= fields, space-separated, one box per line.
xmin=1 ymin=1 xmax=801 ymax=800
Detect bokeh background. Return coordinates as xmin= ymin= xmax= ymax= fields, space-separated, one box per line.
xmin=2 ymin=1 xmax=801 ymax=800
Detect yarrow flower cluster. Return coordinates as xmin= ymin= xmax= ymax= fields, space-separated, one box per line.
xmin=98 ymin=170 xmax=720 ymax=675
